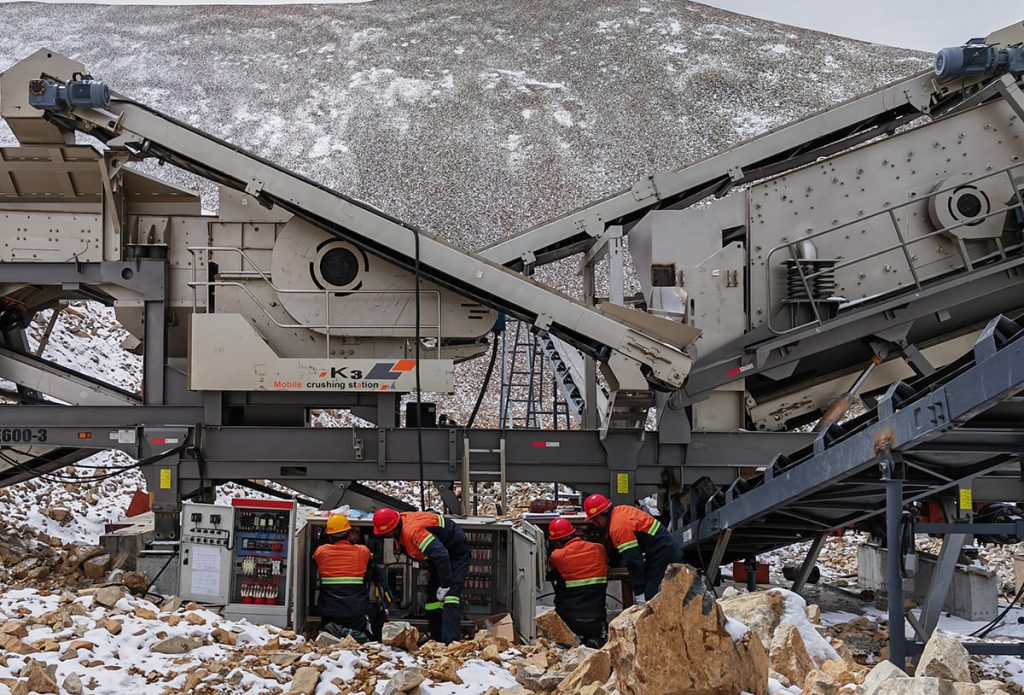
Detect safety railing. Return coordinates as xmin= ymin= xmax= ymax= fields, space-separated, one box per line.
xmin=186 ymin=246 xmax=443 ymax=358
xmin=764 ymin=163 xmax=1024 ymax=335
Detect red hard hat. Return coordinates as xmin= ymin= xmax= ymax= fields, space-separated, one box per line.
xmin=373 ymin=508 xmax=401 ymax=535
xmin=584 ymin=494 xmax=612 ymax=520
xmin=548 ymin=517 xmax=576 ymax=541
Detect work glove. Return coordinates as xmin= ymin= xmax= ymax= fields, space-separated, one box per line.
xmin=436 ymin=586 xmax=451 ymax=601
xmin=634 ymin=593 xmax=646 ymax=607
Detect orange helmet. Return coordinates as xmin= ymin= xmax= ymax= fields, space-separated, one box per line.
xmin=326 ymin=513 xmax=351 ymax=535
xmin=584 ymin=494 xmax=612 ymax=519
xmin=548 ymin=517 xmax=576 ymax=541
xmin=373 ymin=508 xmax=401 ymax=535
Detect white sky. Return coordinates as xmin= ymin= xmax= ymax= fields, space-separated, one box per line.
xmin=696 ymin=1 xmax=1023 ymax=51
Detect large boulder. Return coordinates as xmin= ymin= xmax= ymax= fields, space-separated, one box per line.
xmin=861 ymin=661 xmax=908 ymax=695
xmin=917 ymin=633 xmax=971 ymax=683
xmin=556 ymin=648 xmax=611 ymax=694
xmin=873 ymin=677 xmax=957 ymax=695
xmin=718 ymin=589 xmax=786 ymax=646
xmin=536 ymin=609 xmax=580 ymax=647
xmin=769 ymin=622 xmax=815 ymax=686
xmin=381 ymin=621 xmax=420 ymax=652
xmin=606 ymin=564 xmax=769 ymax=695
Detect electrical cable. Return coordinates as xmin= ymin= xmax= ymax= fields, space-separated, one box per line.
xmin=467 ymin=331 xmax=499 ymax=429
xmin=412 ymin=226 xmax=425 ymax=511
xmin=970 ymin=580 xmax=1024 ymax=638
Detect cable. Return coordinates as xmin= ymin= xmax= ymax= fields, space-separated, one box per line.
xmin=412 ymin=227 xmax=426 ymax=511
xmin=970 ymin=580 xmax=1024 ymax=638
xmin=467 ymin=332 xmax=499 ymax=429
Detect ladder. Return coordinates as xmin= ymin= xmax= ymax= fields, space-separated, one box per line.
xmin=500 ymin=320 xmax=571 ymax=430
xmin=461 ymin=437 xmax=507 ymax=516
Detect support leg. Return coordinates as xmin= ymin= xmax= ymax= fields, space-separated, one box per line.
xmin=792 ymin=533 xmax=828 ymax=594
xmin=705 ymin=528 xmax=733 ymax=585
xmin=919 ymin=532 xmax=968 ymax=640
xmin=883 ymin=454 xmax=906 ymax=668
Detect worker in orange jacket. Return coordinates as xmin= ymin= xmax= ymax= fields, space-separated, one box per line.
xmin=584 ymin=494 xmax=682 ymax=605
xmin=313 ymin=513 xmax=375 ymax=641
xmin=546 ymin=517 xmax=609 ymax=647
xmin=373 ymin=508 xmax=470 ymax=643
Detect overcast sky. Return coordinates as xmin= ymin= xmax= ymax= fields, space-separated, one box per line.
xmin=696 ymin=1 xmax=1023 ymax=51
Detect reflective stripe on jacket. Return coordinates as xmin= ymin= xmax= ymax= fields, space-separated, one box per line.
xmin=548 ymin=538 xmax=608 ymax=621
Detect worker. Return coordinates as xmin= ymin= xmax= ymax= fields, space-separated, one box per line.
xmin=373 ymin=508 xmax=470 ymax=643
xmin=546 ymin=516 xmax=609 ymax=647
xmin=312 ymin=513 xmax=374 ymax=642
xmin=584 ymin=493 xmax=682 ymax=605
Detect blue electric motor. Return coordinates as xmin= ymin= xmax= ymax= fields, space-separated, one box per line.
xmin=28 ymin=75 xmax=110 ymax=111
xmin=935 ymin=41 xmax=1024 ymax=79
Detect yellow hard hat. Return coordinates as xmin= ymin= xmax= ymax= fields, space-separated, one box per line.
xmin=326 ymin=513 xmax=351 ymax=535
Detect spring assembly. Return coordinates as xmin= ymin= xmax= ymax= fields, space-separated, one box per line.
xmin=784 ymin=258 xmax=837 ymax=303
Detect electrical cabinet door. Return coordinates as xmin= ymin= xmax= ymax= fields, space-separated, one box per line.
xmin=512 ymin=522 xmax=544 ymax=642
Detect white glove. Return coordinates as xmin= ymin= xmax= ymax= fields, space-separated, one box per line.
xmin=437 ymin=586 xmax=450 ymax=601
xmin=634 ymin=593 xmax=646 ymax=607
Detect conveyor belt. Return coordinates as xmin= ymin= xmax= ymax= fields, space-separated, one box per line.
xmin=679 ymin=314 xmax=1024 ymax=563
xmin=37 ymin=89 xmax=696 ymax=393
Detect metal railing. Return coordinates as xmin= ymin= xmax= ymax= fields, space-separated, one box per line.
xmin=764 ymin=164 xmax=1024 ymax=335
xmin=186 ymin=246 xmax=443 ymax=358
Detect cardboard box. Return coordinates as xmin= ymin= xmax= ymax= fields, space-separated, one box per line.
xmin=474 ymin=612 xmax=514 ymax=642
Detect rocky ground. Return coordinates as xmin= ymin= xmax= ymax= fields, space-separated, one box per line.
xmin=0 ymin=544 xmax=1020 ymax=695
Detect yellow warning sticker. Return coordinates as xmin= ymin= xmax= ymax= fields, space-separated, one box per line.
xmin=159 ymin=468 xmax=172 ymax=490
xmin=959 ymin=487 xmax=973 ymax=510
xmin=616 ymin=473 xmax=629 ymax=494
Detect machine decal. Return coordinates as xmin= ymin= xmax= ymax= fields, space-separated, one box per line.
xmin=0 ymin=428 xmax=47 ymax=443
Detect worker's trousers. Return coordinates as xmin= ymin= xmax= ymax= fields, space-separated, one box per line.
xmin=425 ymin=540 xmax=470 ymax=643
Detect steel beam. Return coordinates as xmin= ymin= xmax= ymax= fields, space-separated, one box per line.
xmin=791 ymin=532 xmax=828 ymax=595
xmin=918 ymin=532 xmax=969 ymax=640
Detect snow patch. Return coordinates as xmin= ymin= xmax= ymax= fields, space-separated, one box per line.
xmin=770 ymin=588 xmax=840 ymax=664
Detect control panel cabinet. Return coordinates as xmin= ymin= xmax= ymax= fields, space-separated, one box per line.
xmin=179 ymin=499 xmax=297 ymax=628
xmin=179 ymin=502 xmax=235 ymax=605
xmin=224 ymin=499 xmax=296 ymax=627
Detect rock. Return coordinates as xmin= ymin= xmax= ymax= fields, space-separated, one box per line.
xmin=382 ymin=621 xmax=420 ymax=652
xmin=314 ymin=631 xmax=340 ymax=647
xmin=0 ymin=635 xmax=35 ymax=655
xmin=873 ymin=677 xmax=957 ymax=695
xmin=384 ymin=668 xmax=425 ymax=694
xmin=917 ymin=633 xmax=971 ymax=684
xmin=185 ymin=612 xmax=207 ymax=626
xmin=480 ymin=644 xmax=503 ymax=663
xmin=820 ymin=659 xmax=868 ymax=687
xmin=831 ymin=637 xmax=856 ymax=663
xmin=769 ymin=623 xmax=815 ymax=686
xmin=62 ymin=673 xmax=83 ymax=695
xmin=578 ymin=685 xmax=608 ymax=695
xmin=801 ymin=670 xmax=839 ymax=695
xmin=536 ymin=609 xmax=580 ymax=647
xmin=556 ymin=649 xmax=611 ymax=694
xmin=82 ymin=554 xmax=111 ymax=580
xmin=42 ymin=508 xmax=73 ymax=525
xmin=289 ymin=666 xmax=320 ymax=695
xmin=98 ymin=617 xmax=121 ymax=636
xmin=720 ymin=586 xmax=743 ymax=599
xmin=1 ymin=621 xmax=28 ymax=639
xmin=861 ymin=661 xmax=908 ymax=694
xmin=266 ymin=651 xmax=302 ymax=667
xmin=498 ymin=689 xmax=534 ymax=695
xmin=123 ymin=571 xmax=149 ymax=594
xmin=151 ymin=636 xmax=197 ymax=654
xmin=718 ymin=589 xmax=786 ymax=647
xmin=213 ymin=628 xmax=238 ymax=646
xmin=954 ymin=684 xmax=983 ymax=695
xmin=93 ymin=586 xmax=123 ymax=608
xmin=515 ymin=662 xmax=567 ymax=692
xmin=429 ymin=657 xmax=464 ymax=685
xmin=607 ymin=564 xmax=769 ymax=695
xmin=25 ymin=661 xmax=58 ymax=694
xmin=807 ymin=604 xmax=822 ymax=624
xmin=977 ymin=681 xmax=1011 ymax=694
xmin=161 ymin=595 xmax=182 ymax=612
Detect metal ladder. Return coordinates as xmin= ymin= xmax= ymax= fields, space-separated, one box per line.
xmin=500 ymin=320 xmax=571 ymax=430
xmin=460 ymin=437 xmax=507 ymax=515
